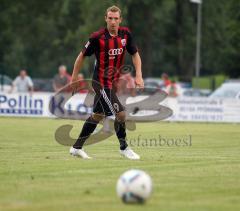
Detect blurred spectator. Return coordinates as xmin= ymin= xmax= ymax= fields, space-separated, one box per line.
xmin=166 ymin=80 xmax=180 ymax=97
xmin=9 ymin=69 xmax=34 ymax=94
xmin=52 ymin=65 xmax=71 ymax=92
xmin=161 ymin=73 xmax=171 ymax=87
xmin=77 ymin=73 xmax=89 ymax=93
xmin=117 ymin=72 xmax=136 ymax=96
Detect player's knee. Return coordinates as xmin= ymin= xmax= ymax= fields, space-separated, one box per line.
xmin=91 ymin=113 xmax=105 ymax=122
xmin=116 ymin=111 xmax=126 ymax=122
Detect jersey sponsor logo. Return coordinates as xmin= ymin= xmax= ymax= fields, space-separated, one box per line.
xmin=85 ymin=41 xmax=90 ymax=48
xmin=108 ymin=48 xmax=123 ymax=56
xmin=121 ymin=39 xmax=126 ymax=46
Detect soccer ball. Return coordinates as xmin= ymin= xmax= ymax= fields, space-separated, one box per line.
xmin=116 ymin=169 xmax=152 ymax=203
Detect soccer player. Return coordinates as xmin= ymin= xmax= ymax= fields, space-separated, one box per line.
xmin=70 ymin=5 xmax=144 ymax=160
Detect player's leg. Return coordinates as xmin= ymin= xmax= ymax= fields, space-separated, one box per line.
xmin=70 ymin=113 xmax=105 ymax=159
xmin=72 ymin=88 xmax=105 ymax=149
xmin=115 ymin=111 xmax=128 ymax=150
xmin=100 ymin=89 xmax=128 ymax=149
xmin=73 ymin=113 xmax=105 ymax=149
xmin=115 ymin=111 xmax=140 ymax=160
xmin=70 ymin=89 xmax=105 ymax=158
xmin=104 ymin=89 xmax=140 ymax=160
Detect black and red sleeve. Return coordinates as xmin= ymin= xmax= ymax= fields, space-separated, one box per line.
xmin=82 ymin=37 xmax=97 ymax=57
xmin=126 ymin=31 xmax=138 ymax=55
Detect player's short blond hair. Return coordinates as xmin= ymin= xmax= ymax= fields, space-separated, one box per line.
xmin=105 ymin=5 xmax=121 ymax=17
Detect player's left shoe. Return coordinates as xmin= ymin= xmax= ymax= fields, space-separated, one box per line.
xmin=120 ymin=147 xmax=140 ymax=160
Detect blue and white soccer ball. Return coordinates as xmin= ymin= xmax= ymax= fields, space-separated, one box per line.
xmin=116 ymin=169 xmax=152 ymax=203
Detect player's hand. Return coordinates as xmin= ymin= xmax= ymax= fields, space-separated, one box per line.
xmin=135 ymin=77 xmax=144 ymax=89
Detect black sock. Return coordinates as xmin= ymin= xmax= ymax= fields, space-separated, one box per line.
xmin=114 ymin=120 xmax=128 ymax=150
xmin=73 ymin=116 xmax=98 ymax=149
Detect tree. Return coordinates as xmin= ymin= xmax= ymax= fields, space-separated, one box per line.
xmin=0 ymin=0 xmax=239 ymax=79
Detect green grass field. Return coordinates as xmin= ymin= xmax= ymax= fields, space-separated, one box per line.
xmin=0 ymin=117 xmax=240 ymax=211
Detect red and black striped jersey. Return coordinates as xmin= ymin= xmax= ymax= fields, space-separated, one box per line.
xmin=82 ymin=27 xmax=138 ymax=89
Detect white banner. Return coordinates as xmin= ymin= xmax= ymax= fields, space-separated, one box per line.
xmin=1 ymin=92 xmax=240 ymax=123
xmin=163 ymin=97 xmax=240 ymax=123
xmin=0 ymin=92 xmax=50 ymax=117
xmin=0 ymin=92 xmax=90 ymax=118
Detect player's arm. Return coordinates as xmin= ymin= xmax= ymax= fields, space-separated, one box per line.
xmin=71 ymin=36 xmax=95 ymax=90
xmin=126 ymin=29 xmax=144 ymax=89
xmin=132 ymin=52 xmax=144 ymax=88
xmin=71 ymin=52 xmax=85 ymax=84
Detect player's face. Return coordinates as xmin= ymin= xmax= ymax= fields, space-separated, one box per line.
xmin=105 ymin=11 xmax=122 ymax=32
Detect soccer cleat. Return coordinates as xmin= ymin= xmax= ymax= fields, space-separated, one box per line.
xmin=120 ymin=147 xmax=140 ymax=160
xmin=69 ymin=147 xmax=92 ymax=159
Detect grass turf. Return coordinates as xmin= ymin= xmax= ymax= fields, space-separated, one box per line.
xmin=0 ymin=117 xmax=239 ymax=211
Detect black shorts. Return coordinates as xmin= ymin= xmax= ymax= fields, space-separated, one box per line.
xmin=93 ymin=88 xmax=125 ymax=116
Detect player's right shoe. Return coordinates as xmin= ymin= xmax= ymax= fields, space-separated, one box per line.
xmin=69 ymin=147 xmax=92 ymax=159
xmin=120 ymin=147 xmax=140 ymax=160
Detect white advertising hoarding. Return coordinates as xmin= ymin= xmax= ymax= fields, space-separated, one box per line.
xmin=1 ymin=92 xmax=240 ymax=123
